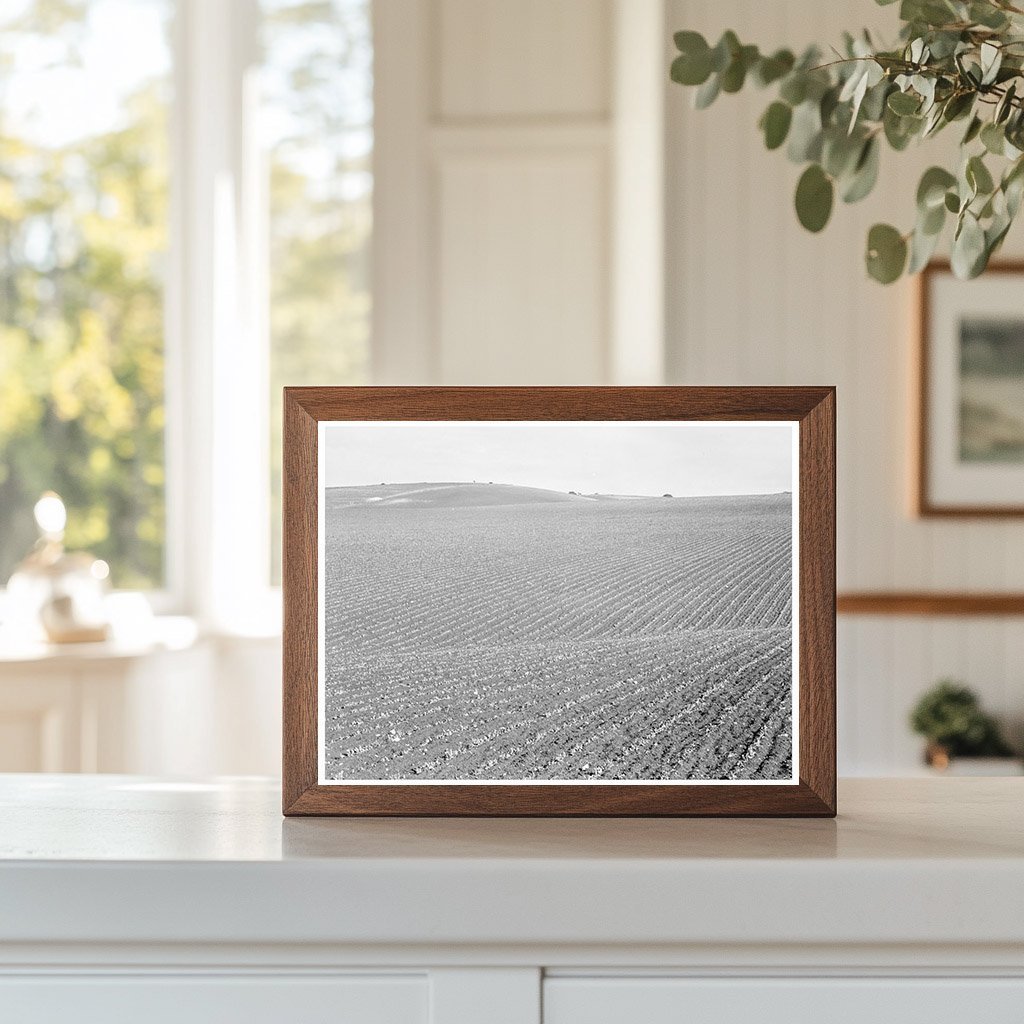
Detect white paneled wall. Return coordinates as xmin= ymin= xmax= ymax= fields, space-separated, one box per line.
xmin=437 ymin=0 xmax=610 ymax=119
xmin=437 ymin=143 xmax=608 ymax=383
xmin=433 ymin=0 xmax=613 ymax=385
xmin=665 ymin=0 xmax=1024 ymax=772
xmin=374 ymin=0 xmax=662 ymax=385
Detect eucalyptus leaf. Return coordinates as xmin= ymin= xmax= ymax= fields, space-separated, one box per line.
xmin=982 ymin=44 xmax=1003 ymax=84
xmin=962 ymin=115 xmax=983 ymax=145
xmin=820 ymin=85 xmax=841 ymax=126
xmin=760 ymin=102 xmax=793 ymax=150
xmin=917 ymin=166 xmax=957 ymax=210
xmin=927 ymin=30 xmax=963 ymax=60
xmin=842 ymin=137 xmax=880 ymax=203
xmin=671 ymin=49 xmax=712 ymax=87
xmin=922 ymin=103 xmax=946 ymax=137
xmin=942 ymin=91 xmax=974 ymax=122
xmin=822 ymin=128 xmax=864 ymax=178
xmin=795 ymin=164 xmax=834 ymax=232
xmin=908 ymin=221 xmax=942 ymax=273
xmin=710 ymin=31 xmax=740 ymax=73
xmin=884 ymin=106 xmax=921 ymax=150
xmin=967 ymin=154 xmax=995 ymax=195
xmin=951 ymin=211 xmax=987 ymax=278
xmin=779 ymin=74 xmax=808 ymax=106
xmin=903 ymin=0 xmax=958 ymax=28
xmin=721 ymin=44 xmax=759 ymax=93
xmin=996 ymin=83 xmax=1017 ymax=125
xmin=981 ymin=121 xmax=1006 ymax=155
xmin=787 ymin=100 xmax=824 ymax=162
xmin=866 ymin=223 xmax=908 ymax=283
xmin=861 ymin=79 xmax=892 ymax=122
xmin=913 ymin=75 xmax=937 ymax=111
xmin=1006 ymin=173 xmax=1024 ymax=218
xmin=921 ymin=200 xmax=946 ymax=235
xmin=694 ymin=73 xmax=721 ymax=109
xmin=970 ymin=2 xmax=1009 ymax=29
xmin=888 ymin=90 xmax=921 ymax=115
xmin=754 ymin=49 xmax=795 ymax=87
xmin=980 ymin=42 xmax=1003 ymax=86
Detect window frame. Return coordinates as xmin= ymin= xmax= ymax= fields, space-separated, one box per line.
xmin=165 ymin=0 xmax=280 ymax=633
xmin=0 ymin=0 xmax=372 ymax=634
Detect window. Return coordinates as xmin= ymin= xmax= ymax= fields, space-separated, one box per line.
xmin=0 ymin=0 xmax=373 ymax=615
xmin=0 ymin=0 xmax=172 ymax=589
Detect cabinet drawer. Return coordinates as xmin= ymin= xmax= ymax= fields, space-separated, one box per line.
xmin=544 ymin=977 xmax=1024 ymax=1024
xmin=0 ymin=974 xmax=427 ymax=1024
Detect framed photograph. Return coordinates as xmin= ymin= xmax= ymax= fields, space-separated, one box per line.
xmin=283 ymin=387 xmax=835 ymax=816
xmin=917 ymin=261 xmax=1024 ymax=516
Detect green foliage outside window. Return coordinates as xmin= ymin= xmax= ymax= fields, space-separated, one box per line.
xmin=0 ymin=0 xmax=170 ymax=588
xmin=0 ymin=0 xmax=372 ymax=592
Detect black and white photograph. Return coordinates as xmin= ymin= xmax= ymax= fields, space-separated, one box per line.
xmin=318 ymin=420 xmax=798 ymax=785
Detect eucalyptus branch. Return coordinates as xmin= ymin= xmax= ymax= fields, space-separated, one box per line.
xmin=670 ymin=0 xmax=1024 ymax=282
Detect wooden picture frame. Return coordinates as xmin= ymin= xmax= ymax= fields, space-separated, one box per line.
xmin=917 ymin=260 xmax=1024 ymax=517
xmin=283 ymin=387 xmax=836 ymax=817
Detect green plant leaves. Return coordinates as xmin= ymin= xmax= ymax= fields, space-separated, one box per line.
xmin=759 ymin=101 xmax=792 ymax=150
xmin=787 ymin=100 xmax=823 ymax=162
xmin=668 ymin=10 xmax=1024 ymax=284
xmin=962 ymin=115 xmax=983 ymax=145
xmin=839 ymin=51 xmax=885 ymax=130
xmin=902 ymin=0 xmax=961 ymax=29
xmin=995 ymin=82 xmax=1017 ymax=124
xmin=694 ymin=74 xmax=721 ymax=109
xmin=753 ymin=49 xmax=795 ymax=87
xmin=967 ymin=154 xmax=995 ymax=196
xmin=917 ymin=166 xmax=957 ymax=210
xmin=671 ymin=31 xmax=713 ymax=85
xmin=970 ymin=2 xmax=1009 ymax=30
xmin=952 ymin=211 xmax=987 ymax=278
xmin=981 ymin=121 xmax=1006 ymax=155
xmin=888 ymin=90 xmax=921 ymax=115
xmin=842 ymin=137 xmax=880 ymax=202
xmin=866 ymin=224 xmax=907 ymax=283
xmin=980 ymin=41 xmax=1002 ymax=86
xmin=908 ymin=221 xmax=942 ymax=273
xmin=884 ymin=105 xmax=923 ymax=150
xmin=795 ymin=164 xmax=834 ymax=232
xmin=721 ymin=44 xmax=759 ymax=92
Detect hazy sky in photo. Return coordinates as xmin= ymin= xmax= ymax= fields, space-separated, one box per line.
xmin=323 ymin=421 xmax=795 ymax=497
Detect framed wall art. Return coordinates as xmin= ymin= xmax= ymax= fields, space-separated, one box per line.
xmin=917 ymin=261 xmax=1024 ymax=517
xmin=282 ymin=387 xmax=836 ymax=816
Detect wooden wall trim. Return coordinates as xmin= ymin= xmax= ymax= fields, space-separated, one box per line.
xmin=838 ymin=593 xmax=1024 ymax=616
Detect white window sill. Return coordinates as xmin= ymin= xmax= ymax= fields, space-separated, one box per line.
xmin=0 ymin=615 xmax=202 ymax=666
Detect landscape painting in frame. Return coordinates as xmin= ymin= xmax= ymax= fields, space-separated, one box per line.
xmin=317 ymin=420 xmax=799 ymax=786
xmin=959 ymin=317 xmax=1024 ymax=464
xmin=920 ymin=262 xmax=1024 ymax=515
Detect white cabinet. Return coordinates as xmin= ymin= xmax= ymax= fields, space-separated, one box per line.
xmin=0 ymin=975 xmax=427 ymax=1024
xmin=2 ymin=778 xmax=1023 ymax=1024
xmin=544 ymin=977 xmax=1024 ymax=1024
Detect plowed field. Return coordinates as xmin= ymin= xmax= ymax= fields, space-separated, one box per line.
xmin=323 ymin=484 xmax=794 ymax=781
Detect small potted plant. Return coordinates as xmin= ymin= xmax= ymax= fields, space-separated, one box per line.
xmin=909 ymin=680 xmax=1021 ymax=774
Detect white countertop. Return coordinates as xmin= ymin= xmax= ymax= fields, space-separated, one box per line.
xmin=2 ymin=775 xmax=1022 ymax=951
